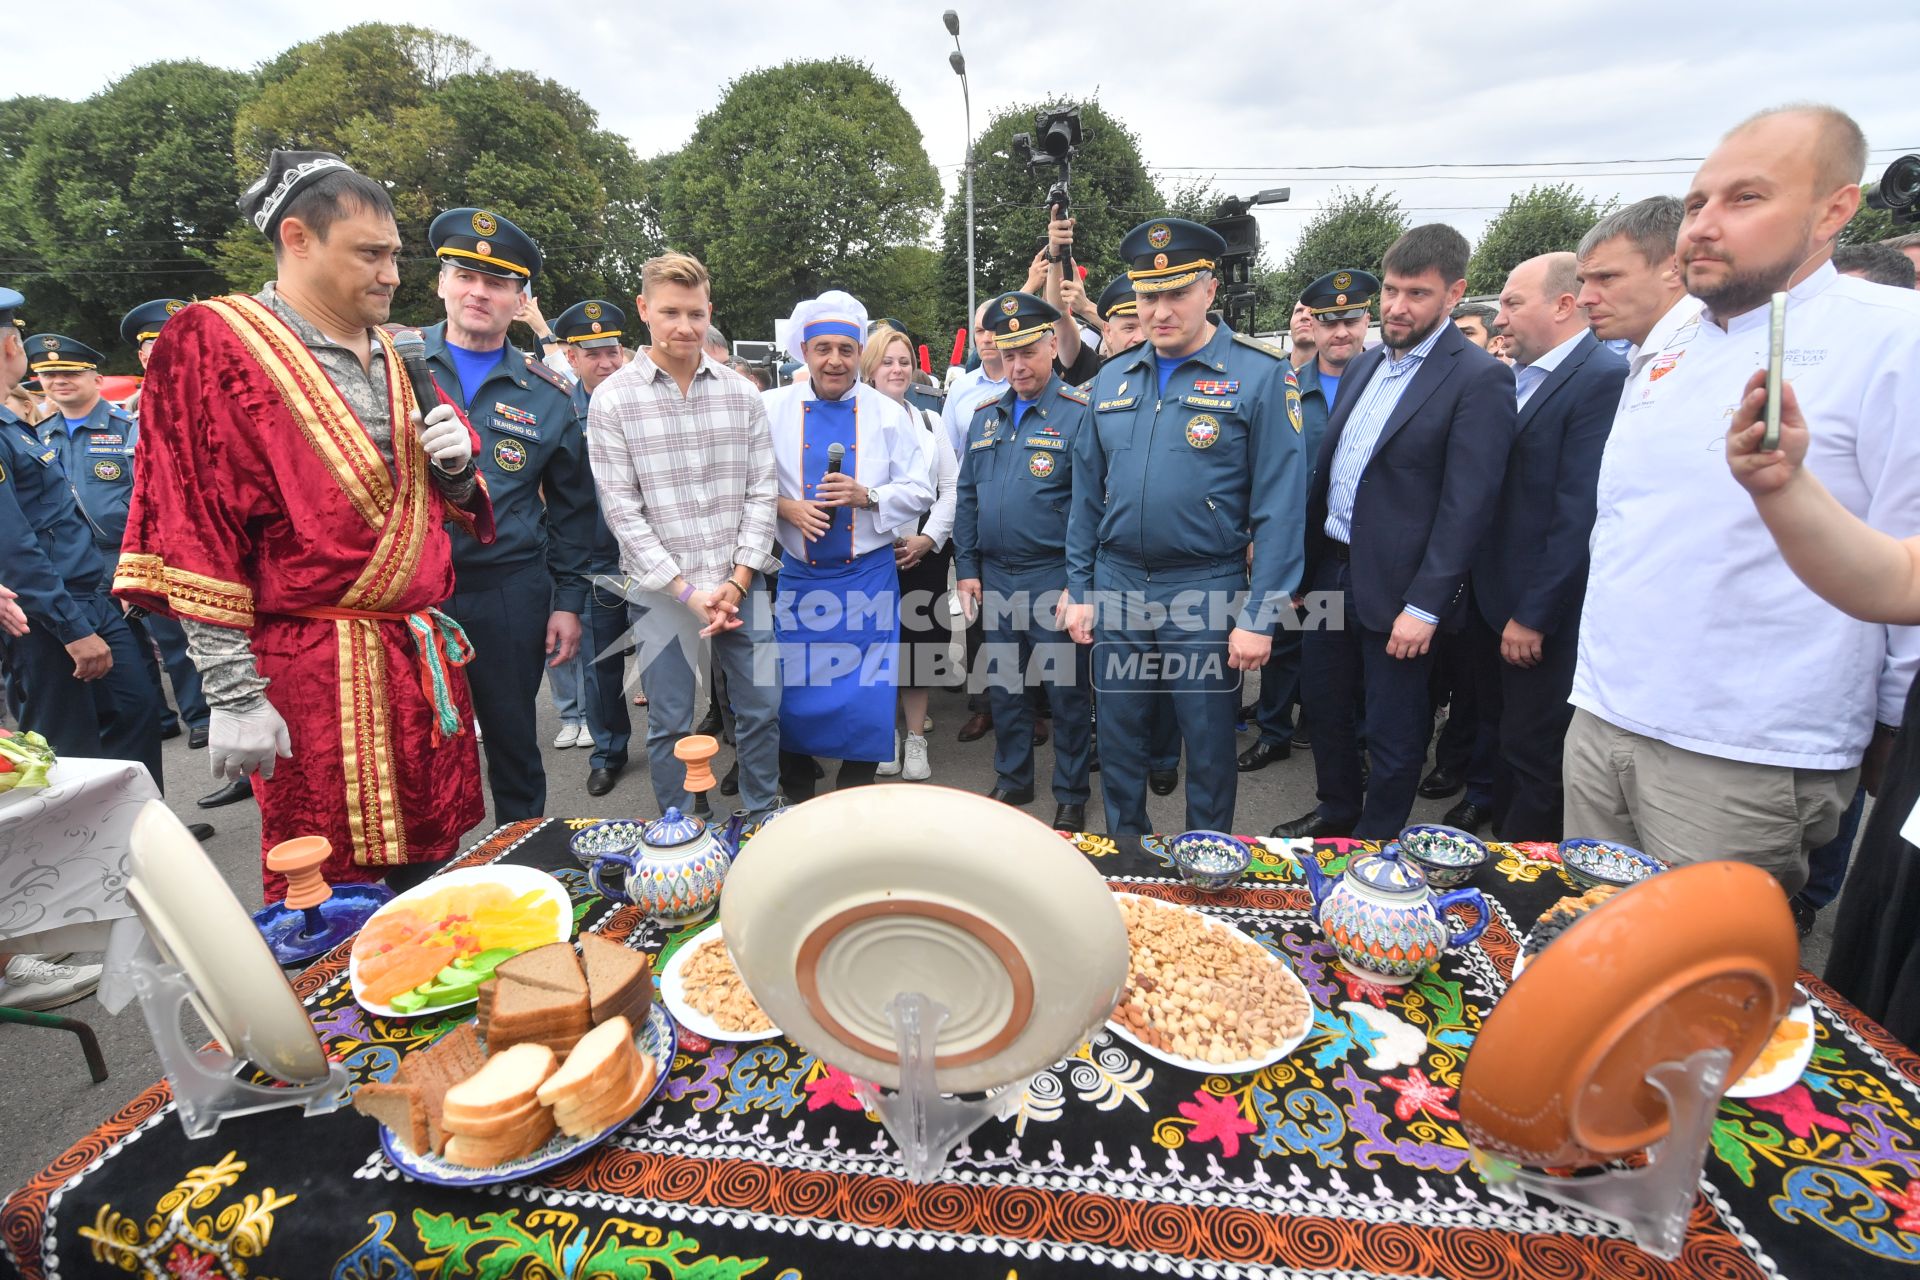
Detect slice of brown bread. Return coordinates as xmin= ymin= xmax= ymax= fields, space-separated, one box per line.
xmin=494 ymin=942 xmax=588 ymax=997
xmin=580 ymin=932 xmax=654 ymax=1025
xmin=488 ymin=978 xmax=590 ymax=1029
xmin=397 ymin=1023 xmax=488 ymax=1155
xmin=352 ymin=1081 xmax=428 ymax=1155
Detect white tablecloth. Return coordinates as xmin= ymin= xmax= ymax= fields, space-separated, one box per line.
xmin=0 ymin=757 xmax=160 ymax=1012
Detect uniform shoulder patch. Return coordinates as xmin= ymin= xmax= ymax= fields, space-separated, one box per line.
xmin=1056 ymin=386 xmax=1088 ymax=405
xmin=523 ymin=354 xmax=570 ymax=391
xmin=1230 ymin=333 xmax=1289 ymax=361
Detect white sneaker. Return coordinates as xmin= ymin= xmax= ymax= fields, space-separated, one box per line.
xmin=0 ymin=955 xmax=103 ymax=1011
xmin=877 ymin=731 xmax=903 ymax=776
xmin=903 ymin=733 xmax=931 ymax=781
xmin=922 ymin=716 xmax=934 ymax=733
xmin=553 ymin=723 xmax=582 ymax=749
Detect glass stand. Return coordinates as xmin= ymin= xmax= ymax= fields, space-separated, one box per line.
xmin=128 ymin=945 xmax=351 ymax=1139
xmin=849 ymin=992 xmax=1029 ymax=1182
xmin=1477 ymin=1048 xmax=1731 ymax=1261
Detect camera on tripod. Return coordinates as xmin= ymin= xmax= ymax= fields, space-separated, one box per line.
xmin=1012 ymin=107 xmax=1084 ymax=266
xmin=1863 ymin=153 xmax=1920 ymax=225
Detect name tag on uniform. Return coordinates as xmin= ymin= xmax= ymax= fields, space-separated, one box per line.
xmin=1023 ymin=436 xmax=1065 ymax=449
xmin=491 ymin=403 xmax=540 ymax=439
xmin=970 ymin=437 xmax=995 ymax=451
xmin=86 ymin=437 xmax=134 ymax=456
xmin=1182 ymin=394 xmax=1237 ymax=411
xmin=34 ymin=448 xmax=56 ymax=466
xmin=1096 ymin=396 xmax=1138 ymax=413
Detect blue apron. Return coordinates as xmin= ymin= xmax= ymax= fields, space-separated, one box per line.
xmin=775 ymin=397 xmax=900 ymax=761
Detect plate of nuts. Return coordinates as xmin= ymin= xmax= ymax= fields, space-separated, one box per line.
xmin=660 ymin=926 xmax=779 ymax=1042
xmin=1107 ymin=893 xmax=1314 ymax=1073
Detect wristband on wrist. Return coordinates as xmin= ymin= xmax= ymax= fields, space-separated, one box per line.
xmin=676 ymin=582 xmax=696 ymax=604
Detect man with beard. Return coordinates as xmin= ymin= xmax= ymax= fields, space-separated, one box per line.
xmin=116 ymin=151 xmax=494 ymax=898
xmin=1272 ymin=228 xmax=1516 ymax=841
xmin=1567 ymin=104 xmax=1920 ymax=895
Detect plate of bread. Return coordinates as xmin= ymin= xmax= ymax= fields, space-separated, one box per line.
xmin=353 ymin=934 xmax=674 ymax=1184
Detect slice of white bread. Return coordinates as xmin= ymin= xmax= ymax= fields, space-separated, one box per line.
xmin=537 ymin=1017 xmax=634 ymax=1108
xmin=442 ymin=1107 xmax=558 ymax=1167
xmin=441 ymin=1095 xmax=545 ymax=1141
xmin=580 ymin=932 xmax=653 ymax=1025
xmin=557 ymin=1053 xmax=658 ymax=1138
xmin=494 ymin=941 xmax=588 ymax=996
xmin=395 ymin=1023 xmax=488 ymax=1156
xmin=442 ymin=1042 xmax=556 ymax=1127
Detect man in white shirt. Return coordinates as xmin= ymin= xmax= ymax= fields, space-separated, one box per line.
xmin=765 ymin=290 xmax=936 ymax=800
xmin=1567 ymin=104 xmax=1920 ymax=894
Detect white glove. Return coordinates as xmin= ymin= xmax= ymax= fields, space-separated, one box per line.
xmin=415 ymin=404 xmax=472 ymax=473
xmin=208 ymin=700 xmax=294 ymax=782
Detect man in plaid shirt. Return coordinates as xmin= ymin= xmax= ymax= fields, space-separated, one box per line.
xmin=586 ymin=251 xmax=783 ymax=818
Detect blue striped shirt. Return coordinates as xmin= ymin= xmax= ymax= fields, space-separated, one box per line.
xmin=1322 ymin=322 xmax=1446 ymax=623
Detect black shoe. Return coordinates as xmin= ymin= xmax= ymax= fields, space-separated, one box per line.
xmin=694 ymin=708 xmax=723 ymax=737
xmin=1442 ymin=799 xmax=1493 ymax=833
xmin=957 ymin=712 xmax=993 ymax=743
xmin=1270 ymin=810 xmax=1354 ymax=840
xmin=1417 ymin=766 xmax=1464 ymax=800
xmin=988 ymin=785 xmax=1035 ymax=806
xmin=160 ymin=721 xmax=182 ymax=741
xmin=187 ymin=725 xmax=209 ymax=750
xmin=1051 ymin=803 xmax=1086 ymax=831
xmin=1789 ymin=895 xmax=1819 ymax=939
xmin=197 ymin=778 xmax=253 ymax=808
xmin=186 ymin=822 xmax=215 ymax=841
xmin=586 ymin=766 xmax=621 ymax=798
xmin=1291 ymin=726 xmax=1312 ymax=750
xmin=1148 ymin=768 xmax=1179 ymax=796
xmin=1236 ymin=740 xmax=1290 ymax=772
xmin=720 ymin=762 xmax=739 ymax=796
xmin=1033 ymin=717 xmax=1051 ymax=747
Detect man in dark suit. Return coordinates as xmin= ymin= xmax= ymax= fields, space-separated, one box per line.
xmin=1476 ymin=253 xmax=1628 ymax=841
xmin=1272 ymin=226 xmax=1517 ymax=840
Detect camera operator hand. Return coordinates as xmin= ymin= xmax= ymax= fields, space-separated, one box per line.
xmin=1047 ymin=216 xmax=1075 ymax=264
xmin=1022 ymin=248 xmax=1050 ymax=295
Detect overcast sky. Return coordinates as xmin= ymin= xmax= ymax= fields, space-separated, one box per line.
xmin=17 ymin=1 xmax=1920 ymax=268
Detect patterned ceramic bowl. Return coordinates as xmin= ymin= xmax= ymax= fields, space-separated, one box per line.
xmin=1558 ymin=838 xmax=1667 ymax=892
xmin=1394 ymin=824 xmax=1490 ymax=889
xmin=1169 ymin=830 xmax=1252 ymax=892
xmin=568 ymin=820 xmax=647 ymax=869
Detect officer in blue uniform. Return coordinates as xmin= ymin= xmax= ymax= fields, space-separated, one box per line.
xmin=1 ymin=293 xmax=169 ymax=799
xmin=1064 ymin=219 xmax=1306 ymax=836
xmin=423 ymin=208 xmax=595 ymax=822
xmin=1239 ymin=269 xmax=1377 ymax=773
xmin=550 ymin=298 xmax=634 ymax=799
xmin=954 ymin=292 xmax=1094 ymax=832
xmin=116 ymin=299 xmax=217 ymax=760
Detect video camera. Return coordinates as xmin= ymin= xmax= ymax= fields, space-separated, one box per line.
xmin=1863 ymin=153 xmax=1920 ymax=226
xmin=1012 ymin=108 xmax=1084 ymax=269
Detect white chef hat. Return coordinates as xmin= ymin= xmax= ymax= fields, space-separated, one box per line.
xmin=782 ymin=289 xmax=869 ymax=362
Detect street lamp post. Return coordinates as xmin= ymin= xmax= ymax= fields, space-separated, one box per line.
xmin=944 ymin=11 xmax=975 ymax=363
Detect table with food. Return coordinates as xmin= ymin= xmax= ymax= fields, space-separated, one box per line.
xmin=4 ymin=785 xmax=1917 ymax=1280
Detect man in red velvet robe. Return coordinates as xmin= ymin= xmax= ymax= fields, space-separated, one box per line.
xmin=114 ymin=151 xmax=495 ymax=899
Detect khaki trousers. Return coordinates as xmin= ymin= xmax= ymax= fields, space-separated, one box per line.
xmin=1562 ymin=708 xmax=1857 ymax=898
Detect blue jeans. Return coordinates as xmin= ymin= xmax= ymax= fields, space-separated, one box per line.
xmin=546 ymin=648 xmax=587 ymax=725
xmin=1801 ymin=785 xmax=1865 ymax=909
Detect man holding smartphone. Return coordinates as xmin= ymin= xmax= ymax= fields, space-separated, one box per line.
xmin=1567 ymin=104 xmax=1920 ymax=895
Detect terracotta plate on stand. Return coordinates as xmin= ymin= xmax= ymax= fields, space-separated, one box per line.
xmin=1460 ymin=860 xmax=1797 ymax=1168
xmin=719 ymin=785 xmax=1129 ymax=1093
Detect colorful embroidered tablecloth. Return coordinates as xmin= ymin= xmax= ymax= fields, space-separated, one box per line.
xmin=6 ymin=819 xmax=1919 ymax=1279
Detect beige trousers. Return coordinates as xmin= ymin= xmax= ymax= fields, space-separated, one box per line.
xmin=1561 ymin=708 xmax=1857 ymax=898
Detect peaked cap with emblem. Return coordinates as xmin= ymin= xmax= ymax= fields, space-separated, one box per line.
xmin=25 ymin=333 xmax=104 ymax=374
xmin=553 ymin=299 xmax=625 ymax=348
xmin=984 ymin=291 xmax=1060 ymax=350
xmin=0 ymin=285 xmax=21 ymax=332
xmin=1121 ymin=217 xmax=1227 ymax=294
xmin=121 ymin=298 xmax=188 ymax=349
xmin=1096 ymin=275 xmax=1138 ymax=320
xmin=1301 ymin=268 xmax=1380 ymax=319
xmin=430 ymin=207 xmax=542 ymax=283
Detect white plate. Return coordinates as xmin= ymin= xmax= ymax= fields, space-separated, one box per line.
xmin=126 ymin=801 xmax=332 ymax=1084
xmin=1106 ymin=893 xmax=1314 ymax=1075
xmin=1725 ymin=996 xmax=1818 ymax=1099
xmin=350 ymin=865 xmax=572 ymax=1018
xmin=720 ymin=784 xmax=1130 ymax=1093
xmin=659 ymin=925 xmax=780 ymax=1043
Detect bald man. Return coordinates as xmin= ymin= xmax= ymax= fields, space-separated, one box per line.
xmin=1568 ymin=104 xmax=1920 ymax=895
xmin=1469 ymin=253 xmax=1627 ymax=841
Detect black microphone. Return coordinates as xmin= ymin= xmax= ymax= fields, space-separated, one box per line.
xmin=389 ymin=328 xmax=443 ymax=423
xmin=825 ymin=442 xmax=846 ymax=533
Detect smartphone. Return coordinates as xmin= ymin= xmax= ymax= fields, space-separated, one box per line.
xmin=1763 ymin=292 xmax=1787 ymax=452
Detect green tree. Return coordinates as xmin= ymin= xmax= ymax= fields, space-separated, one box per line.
xmin=1839 ymin=201 xmax=1901 ymax=246
xmin=936 ymin=98 xmax=1159 ymax=352
xmin=1274 ymin=186 xmax=1409 ymax=313
xmin=1467 ymin=183 xmax=1615 ymax=295
xmin=654 ymin=58 xmax=940 ymax=342
xmin=219 ymin=24 xmax=654 ymax=325
xmin=2 ymin=63 xmax=249 ymax=364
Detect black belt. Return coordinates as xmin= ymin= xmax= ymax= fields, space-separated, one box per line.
xmin=1326 ymin=539 xmax=1351 ymax=562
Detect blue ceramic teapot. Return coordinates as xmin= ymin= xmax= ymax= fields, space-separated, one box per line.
xmin=586 ymin=807 xmax=736 ymax=927
xmin=1300 ymin=843 xmax=1489 ymax=984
